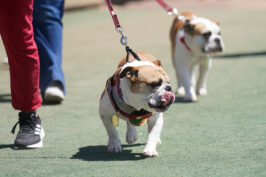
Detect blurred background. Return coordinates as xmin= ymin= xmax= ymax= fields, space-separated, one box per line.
xmin=1 ymin=0 xmax=266 ymax=61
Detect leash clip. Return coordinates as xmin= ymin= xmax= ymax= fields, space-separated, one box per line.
xmin=168 ymin=8 xmax=178 ymax=16
xmin=168 ymin=8 xmax=186 ymax=22
xmin=116 ymin=27 xmax=128 ymax=46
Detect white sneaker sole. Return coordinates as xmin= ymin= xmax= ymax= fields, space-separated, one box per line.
xmin=14 ymin=128 xmax=45 ymax=150
xmin=44 ymin=87 xmax=64 ymax=103
xmin=44 ymin=94 xmax=64 ymax=103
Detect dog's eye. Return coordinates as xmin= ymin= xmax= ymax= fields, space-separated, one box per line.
xmin=202 ymin=31 xmax=212 ymax=39
xmin=218 ymin=31 xmax=221 ymax=35
xmin=150 ymin=79 xmax=162 ymax=89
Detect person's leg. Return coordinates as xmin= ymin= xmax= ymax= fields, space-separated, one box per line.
xmin=0 ymin=0 xmax=42 ymax=112
xmin=0 ymin=0 xmax=44 ymax=149
xmin=33 ymin=0 xmax=65 ymax=103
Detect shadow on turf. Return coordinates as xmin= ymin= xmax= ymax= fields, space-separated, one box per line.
xmin=174 ymin=96 xmax=196 ymax=104
xmin=72 ymin=143 xmax=147 ymax=161
xmin=0 ymin=144 xmax=13 ymax=149
xmin=0 ymin=93 xmax=11 ymax=103
xmin=215 ymin=51 xmax=266 ymax=59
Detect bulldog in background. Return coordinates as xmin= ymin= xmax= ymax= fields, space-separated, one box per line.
xmin=170 ymin=12 xmax=224 ymax=102
xmin=99 ymin=52 xmax=175 ymax=157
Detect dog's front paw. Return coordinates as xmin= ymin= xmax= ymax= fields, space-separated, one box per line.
xmin=142 ymin=147 xmax=158 ymax=157
xmin=197 ymin=88 xmax=207 ymax=96
xmin=108 ymin=138 xmax=122 ymax=153
xmin=126 ymin=128 xmax=138 ymax=144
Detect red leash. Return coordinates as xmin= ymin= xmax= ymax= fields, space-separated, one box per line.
xmin=156 ymin=0 xmax=186 ymax=21
xmin=156 ymin=0 xmax=174 ymax=14
xmin=105 ymin=0 xmax=121 ymax=28
xmin=104 ymin=0 xmax=128 ymax=46
xmin=104 ymin=0 xmax=142 ymax=62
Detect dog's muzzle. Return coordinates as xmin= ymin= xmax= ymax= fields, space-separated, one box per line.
xmin=148 ymin=91 xmax=175 ymax=112
xmin=203 ymin=38 xmax=224 ymax=53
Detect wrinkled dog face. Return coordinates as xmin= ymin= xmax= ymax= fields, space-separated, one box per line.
xmin=119 ymin=61 xmax=175 ymax=113
xmin=184 ymin=17 xmax=224 ymax=55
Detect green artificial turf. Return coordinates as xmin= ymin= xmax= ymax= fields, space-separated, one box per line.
xmin=0 ymin=7 xmax=265 ymax=177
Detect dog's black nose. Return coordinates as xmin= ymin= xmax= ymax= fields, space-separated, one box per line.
xmin=165 ymin=85 xmax=172 ymax=92
xmin=215 ymin=38 xmax=221 ymax=45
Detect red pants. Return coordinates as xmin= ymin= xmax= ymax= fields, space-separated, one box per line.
xmin=0 ymin=0 xmax=42 ymax=112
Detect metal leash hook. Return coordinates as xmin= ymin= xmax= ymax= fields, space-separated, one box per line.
xmin=116 ymin=27 xmax=128 ymax=46
xmin=105 ymin=0 xmax=141 ymax=62
xmin=116 ymin=27 xmax=141 ymax=62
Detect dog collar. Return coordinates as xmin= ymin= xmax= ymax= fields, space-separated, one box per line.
xmin=180 ymin=36 xmax=192 ymax=52
xmin=116 ymin=77 xmax=124 ymax=101
xmin=106 ymin=77 xmax=153 ymax=126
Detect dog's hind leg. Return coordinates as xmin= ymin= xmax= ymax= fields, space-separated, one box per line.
xmin=126 ymin=121 xmax=138 ymax=144
xmin=143 ymin=113 xmax=163 ymax=157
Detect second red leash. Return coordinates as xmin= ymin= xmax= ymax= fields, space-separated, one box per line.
xmin=156 ymin=0 xmax=186 ymax=21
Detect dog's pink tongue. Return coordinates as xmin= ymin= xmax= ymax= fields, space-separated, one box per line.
xmin=161 ymin=92 xmax=175 ymax=106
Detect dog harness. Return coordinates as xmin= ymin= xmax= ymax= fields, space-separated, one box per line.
xmin=180 ymin=36 xmax=192 ymax=52
xmin=106 ymin=77 xmax=153 ymax=126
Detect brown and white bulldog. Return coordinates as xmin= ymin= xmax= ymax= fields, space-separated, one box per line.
xmin=99 ymin=52 xmax=175 ymax=157
xmin=170 ymin=12 xmax=224 ymax=102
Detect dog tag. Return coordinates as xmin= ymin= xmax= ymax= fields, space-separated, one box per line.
xmin=112 ymin=114 xmax=119 ymax=127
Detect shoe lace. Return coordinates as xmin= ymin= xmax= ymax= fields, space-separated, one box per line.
xmin=11 ymin=112 xmax=37 ymax=134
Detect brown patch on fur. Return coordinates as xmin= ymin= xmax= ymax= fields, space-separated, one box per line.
xmin=212 ymin=20 xmax=220 ymax=26
xmin=192 ymin=23 xmax=208 ymax=36
xmin=170 ymin=12 xmax=196 ymax=61
xmin=130 ymin=66 xmax=163 ymax=93
xmin=111 ymin=52 xmax=168 ymax=86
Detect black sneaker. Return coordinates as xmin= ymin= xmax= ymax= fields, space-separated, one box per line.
xmin=11 ymin=112 xmax=45 ymax=149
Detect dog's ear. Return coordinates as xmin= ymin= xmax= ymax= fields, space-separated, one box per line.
xmin=212 ymin=20 xmax=220 ymax=26
xmin=152 ymin=60 xmax=161 ymax=67
xmin=183 ymin=22 xmax=195 ymax=34
xmin=120 ymin=67 xmax=138 ymax=80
